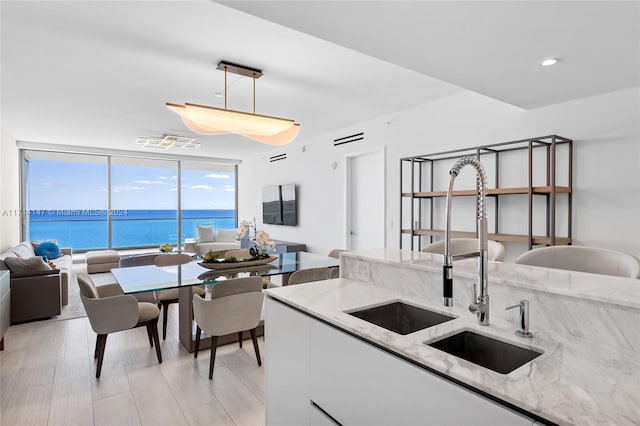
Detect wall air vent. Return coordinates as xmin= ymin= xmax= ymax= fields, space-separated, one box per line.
xmin=269 ymin=153 xmax=287 ymax=163
xmin=334 ymin=132 xmax=364 ymax=147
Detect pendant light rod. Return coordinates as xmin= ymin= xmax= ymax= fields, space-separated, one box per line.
xmin=224 ymin=65 xmax=227 ymax=110
xmin=253 ymin=73 xmax=256 ymax=114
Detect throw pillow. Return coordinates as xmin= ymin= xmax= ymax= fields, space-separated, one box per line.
xmin=10 ymin=242 xmax=36 ymax=258
xmin=216 ymin=228 xmax=237 ymax=242
xmin=197 ymin=225 xmax=215 ymax=243
xmin=34 ymin=241 xmax=62 ymax=260
xmin=5 ymin=256 xmax=53 ymax=275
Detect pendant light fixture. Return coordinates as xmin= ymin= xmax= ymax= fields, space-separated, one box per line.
xmin=166 ymin=61 xmax=300 ymax=146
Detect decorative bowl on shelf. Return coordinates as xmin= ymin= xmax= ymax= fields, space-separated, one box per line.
xmin=198 ymin=256 xmax=278 ymax=270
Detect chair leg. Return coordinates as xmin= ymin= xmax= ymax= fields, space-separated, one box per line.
xmin=146 ymin=323 xmax=154 ymax=348
xmin=94 ymin=335 xmax=100 ymax=359
xmin=238 ymin=331 xmax=243 ymax=348
xmin=162 ymin=302 xmax=170 ymax=340
xmin=194 ymin=326 xmax=202 ymax=359
xmin=250 ymin=328 xmax=262 ymax=366
xmin=150 ymin=318 xmax=162 ymax=364
xmin=209 ymin=335 xmax=219 ymax=380
xmin=95 ymin=334 xmax=108 ymax=378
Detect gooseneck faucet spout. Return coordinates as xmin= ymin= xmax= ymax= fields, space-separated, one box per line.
xmin=443 ymin=157 xmax=490 ymax=326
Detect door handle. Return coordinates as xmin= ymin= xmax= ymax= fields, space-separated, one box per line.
xmin=350 ymin=231 xmax=357 ymax=235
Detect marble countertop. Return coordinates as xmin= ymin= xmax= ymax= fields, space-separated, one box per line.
xmin=266 ymin=278 xmax=640 ymax=426
xmin=345 ymin=248 xmax=640 ymax=309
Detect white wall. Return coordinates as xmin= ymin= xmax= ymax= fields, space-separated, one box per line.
xmin=0 ymin=126 xmax=21 ymax=251
xmin=238 ymin=87 xmax=640 ymax=259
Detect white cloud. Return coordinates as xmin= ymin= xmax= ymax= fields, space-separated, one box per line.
xmin=113 ymin=186 xmax=147 ymax=192
xmin=189 ymin=184 xmax=214 ymax=191
xmin=170 ymin=176 xmax=177 ymax=180
xmin=158 ymin=176 xmax=169 ymax=180
xmin=168 ymin=187 xmax=178 ymax=192
xmin=133 ymin=180 xmax=165 ymax=185
xmin=40 ymin=182 xmax=53 ymax=186
xmin=223 ymin=185 xmax=235 ymax=192
xmin=205 ymin=173 xmax=230 ymax=179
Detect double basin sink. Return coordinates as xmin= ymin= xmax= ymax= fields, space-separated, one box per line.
xmin=347 ymin=301 xmax=541 ymax=374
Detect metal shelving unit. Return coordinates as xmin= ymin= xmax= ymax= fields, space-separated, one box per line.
xmin=400 ymin=135 xmax=573 ymax=251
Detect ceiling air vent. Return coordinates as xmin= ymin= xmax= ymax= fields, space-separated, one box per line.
xmin=334 ymin=132 xmax=364 ymax=147
xmin=269 ymin=153 xmax=287 ymax=163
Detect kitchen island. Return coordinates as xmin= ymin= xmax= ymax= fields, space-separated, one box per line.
xmin=264 ymin=249 xmax=640 ymax=426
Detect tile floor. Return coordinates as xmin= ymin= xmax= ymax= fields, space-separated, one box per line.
xmin=0 ymin=297 xmax=266 ymax=426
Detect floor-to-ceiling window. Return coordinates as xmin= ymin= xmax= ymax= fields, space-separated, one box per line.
xmin=21 ymin=149 xmax=237 ymax=251
xmin=111 ymin=157 xmax=179 ymax=249
xmin=180 ymin=160 xmax=236 ymax=240
xmin=23 ymin=151 xmax=108 ymax=250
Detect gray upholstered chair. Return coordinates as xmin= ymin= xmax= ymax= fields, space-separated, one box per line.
xmin=192 ymin=276 xmax=264 ymax=379
xmin=77 ymin=273 xmax=162 ymax=378
xmin=155 ymin=253 xmax=204 ymax=339
xmin=421 ymin=238 xmax=506 ymax=261
xmin=288 ymin=267 xmax=334 ymax=285
xmin=514 ymin=246 xmax=640 ymax=278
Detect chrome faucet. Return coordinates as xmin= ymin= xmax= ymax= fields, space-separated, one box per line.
xmin=443 ymin=157 xmax=490 ymax=326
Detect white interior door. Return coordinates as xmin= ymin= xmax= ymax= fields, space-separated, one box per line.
xmin=347 ymin=149 xmax=385 ymax=250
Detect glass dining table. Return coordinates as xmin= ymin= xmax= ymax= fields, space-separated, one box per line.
xmin=111 ymin=251 xmax=339 ymax=352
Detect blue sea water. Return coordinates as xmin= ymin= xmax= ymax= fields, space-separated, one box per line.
xmin=27 ymin=209 xmax=236 ymax=251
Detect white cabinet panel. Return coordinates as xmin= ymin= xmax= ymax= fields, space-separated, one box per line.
xmin=309 ymin=403 xmax=340 ymax=426
xmin=265 ymin=297 xmax=535 ymax=426
xmin=265 ymin=297 xmax=310 ymax=426
xmin=308 ymin=319 xmax=533 ymax=426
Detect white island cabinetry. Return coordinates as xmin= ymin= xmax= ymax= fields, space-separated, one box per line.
xmin=265 ymin=296 xmax=536 ymax=426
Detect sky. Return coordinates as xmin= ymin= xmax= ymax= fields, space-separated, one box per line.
xmin=26 ymin=160 xmax=236 ymax=210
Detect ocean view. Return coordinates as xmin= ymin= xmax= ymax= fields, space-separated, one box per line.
xmin=27 ymin=209 xmax=236 ymax=251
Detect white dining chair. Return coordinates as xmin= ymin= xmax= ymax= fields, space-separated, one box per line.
xmin=421 ymin=238 xmax=506 ymax=261
xmin=514 ymin=245 xmax=640 ymax=278
xmin=192 ymin=276 xmax=264 ymax=380
xmin=78 ymin=273 xmax=162 ymax=378
xmin=155 ymin=253 xmax=205 ymax=339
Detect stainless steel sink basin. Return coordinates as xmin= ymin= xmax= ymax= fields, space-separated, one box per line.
xmin=347 ymin=301 xmax=455 ymax=335
xmin=427 ymin=330 xmax=542 ymax=374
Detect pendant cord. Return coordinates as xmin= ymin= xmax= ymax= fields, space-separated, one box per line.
xmin=252 ymin=73 xmax=256 ymax=114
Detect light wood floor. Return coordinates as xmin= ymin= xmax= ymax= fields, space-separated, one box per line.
xmin=0 ymin=307 xmax=266 ymax=426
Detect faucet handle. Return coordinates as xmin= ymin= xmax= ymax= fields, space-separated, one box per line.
xmin=505 ymin=300 xmax=533 ymax=338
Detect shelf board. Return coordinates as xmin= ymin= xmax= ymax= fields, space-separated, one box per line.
xmin=402 ymin=186 xmax=571 ymax=198
xmin=401 ymin=229 xmax=571 ymax=245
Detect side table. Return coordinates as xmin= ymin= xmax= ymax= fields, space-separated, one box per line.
xmin=183 ymin=238 xmax=197 ymax=254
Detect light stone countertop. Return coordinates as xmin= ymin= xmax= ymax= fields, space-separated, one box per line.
xmin=345 ymin=248 xmax=640 ymax=309
xmin=266 ymin=277 xmax=640 ymax=426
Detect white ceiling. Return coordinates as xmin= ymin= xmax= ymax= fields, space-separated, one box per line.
xmin=224 ymin=1 xmax=640 ymax=109
xmin=2 ymin=1 xmax=638 ymax=160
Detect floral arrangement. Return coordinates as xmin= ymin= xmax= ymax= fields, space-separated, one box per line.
xmin=236 ymin=218 xmax=275 ymax=259
xmin=159 ymin=243 xmax=173 ymax=253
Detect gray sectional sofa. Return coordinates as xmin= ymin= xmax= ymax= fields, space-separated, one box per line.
xmin=0 ymin=241 xmax=73 ymax=323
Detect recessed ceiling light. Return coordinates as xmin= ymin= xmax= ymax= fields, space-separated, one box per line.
xmin=540 ymin=58 xmax=559 ymax=67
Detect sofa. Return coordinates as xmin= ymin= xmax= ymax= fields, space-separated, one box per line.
xmin=191 ymin=226 xmax=241 ymax=256
xmin=0 ymin=241 xmax=73 ymax=323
